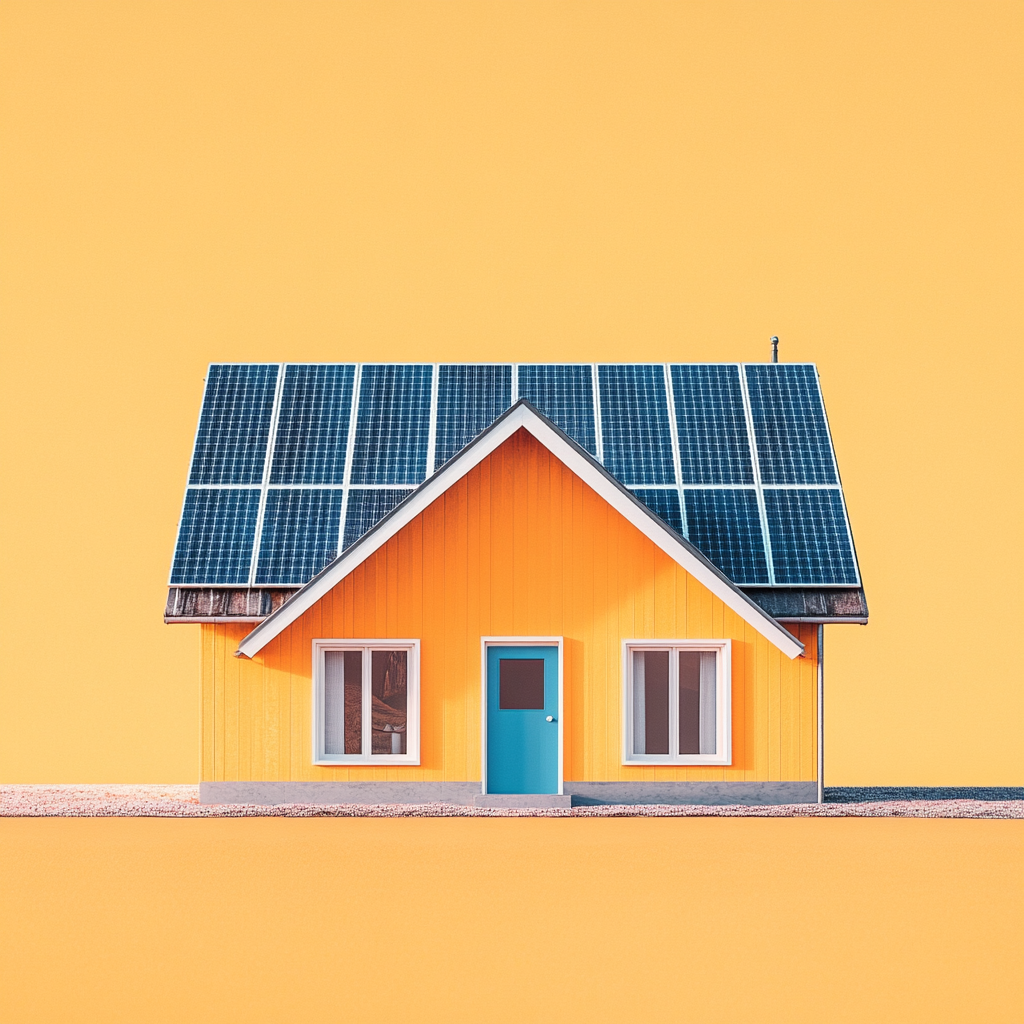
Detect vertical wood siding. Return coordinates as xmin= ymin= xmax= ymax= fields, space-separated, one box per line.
xmin=202 ymin=429 xmax=818 ymax=782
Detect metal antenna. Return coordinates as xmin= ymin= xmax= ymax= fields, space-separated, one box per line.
xmin=770 ymin=336 xmax=779 ymax=363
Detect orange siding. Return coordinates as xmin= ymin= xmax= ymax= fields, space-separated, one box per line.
xmin=201 ymin=429 xmax=818 ymax=783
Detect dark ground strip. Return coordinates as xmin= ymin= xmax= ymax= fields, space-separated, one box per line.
xmin=826 ymin=786 xmax=1024 ymax=802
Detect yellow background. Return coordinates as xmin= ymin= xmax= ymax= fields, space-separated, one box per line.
xmin=0 ymin=817 xmax=1021 ymax=1024
xmin=1 ymin=7 xmax=1021 ymax=1023
xmin=1 ymin=1 xmax=1021 ymax=784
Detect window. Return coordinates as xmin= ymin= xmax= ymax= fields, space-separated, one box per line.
xmin=623 ymin=640 xmax=731 ymax=765
xmin=312 ymin=640 xmax=420 ymax=764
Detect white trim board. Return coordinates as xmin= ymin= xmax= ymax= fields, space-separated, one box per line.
xmin=235 ymin=401 xmax=804 ymax=660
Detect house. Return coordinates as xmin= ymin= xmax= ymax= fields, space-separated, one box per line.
xmin=166 ymin=363 xmax=867 ymax=806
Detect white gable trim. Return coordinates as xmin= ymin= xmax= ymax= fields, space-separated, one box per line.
xmin=235 ymin=403 xmax=804 ymax=660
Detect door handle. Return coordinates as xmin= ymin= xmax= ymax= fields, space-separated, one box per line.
xmin=545 ymin=716 xmax=556 ymax=723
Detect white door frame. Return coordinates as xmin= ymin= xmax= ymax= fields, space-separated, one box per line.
xmin=480 ymin=637 xmax=564 ymax=795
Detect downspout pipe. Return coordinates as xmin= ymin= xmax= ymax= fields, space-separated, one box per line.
xmin=817 ymin=623 xmax=825 ymax=804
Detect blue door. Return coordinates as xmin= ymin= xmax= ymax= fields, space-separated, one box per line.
xmin=486 ymin=645 xmax=559 ymax=794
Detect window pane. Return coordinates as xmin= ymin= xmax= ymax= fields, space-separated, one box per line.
xmin=699 ymin=651 xmax=717 ymax=755
xmin=371 ymin=650 xmax=408 ymax=755
xmin=678 ymin=652 xmax=701 ymax=755
xmin=324 ymin=651 xmax=362 ymax=755
xmin=499 ymin=659 xmax=545 ymax=709
xmin=633 ymin=650 xmax=669 ymax=755
xmin=679 ymin=650 xmax=718 ymax=756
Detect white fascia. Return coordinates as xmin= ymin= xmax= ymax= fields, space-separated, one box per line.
xmin=235 ymin=403 xmax=804 ymax=660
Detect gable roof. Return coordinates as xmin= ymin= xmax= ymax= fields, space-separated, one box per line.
xmin=236 ymin=400 xmax=804 ymax=660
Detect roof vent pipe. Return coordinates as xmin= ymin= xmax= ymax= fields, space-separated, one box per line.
xmin=770 ymin=336 xmax=779 ymax=363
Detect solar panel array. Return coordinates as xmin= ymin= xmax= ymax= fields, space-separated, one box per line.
xmin=171 ymin=363 xmax=860 ymax=588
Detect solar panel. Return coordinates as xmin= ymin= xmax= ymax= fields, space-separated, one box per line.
xmin=434 ymin=364 xmax=512 ymax=469
xmin=269 ymin=364 xmax=355 ymax=485
xmin=350 ymin=365 xmax=433 ymax=485
xmin=745 ymin=364 xmax=838 ymax=485
xmin=189 ymin=364 xmax=278 ymax=485
xmin=671 ymin=365 xmax=754 ymax=484
xmin=598 ymin=365 xmax=676 ymax=485
xmin=170 ymin=488 xmax=261 ymax=584
xmin=684 ymin=489 xmax=770 ymax=585
xmin=171 ymin=362 xmax=862 ymax=593
xmin=343 ymin=488 xmax=415 ymax=550
xmin=517 ymin=364 xmax=597 ymax=455
xmin=764 ymin=489 xmax=858 ymax=584
xmin=254 ymin=489 xmax=345 ymax=585
xmin=630 ymin=489 xmax=684 ymax=534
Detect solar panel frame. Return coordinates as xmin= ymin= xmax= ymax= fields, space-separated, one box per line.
xmin=670 ymin=364 xmax=756 ymax=485
xmin=744 ymin=363 xmax=840 ymax=486
xmin=254 ymin=488 xmax=346 ymax=585
xmin=350 ymin=364 xmax=434 ymax=486
xmin=683 ymin=488 xmax=771 ymax=586
xmin=425 ymin=362 xmax=440 ymax=478
xmin=591 ymin=362 xmax=605 ymax=463
xmin=736 ymin=363 xmax=777 ymax=586
xmin=334 ymin=362 xmax=364 ymax=567
xmin=245 ymin=365 xmax=287 ymax=584
xmin=517 ymin=364 xmax=599 ymax=456
xmin=188 ymin=363 xmax=280 ymax=485
xmin=597 ymin=364 xmax=677 ymax=486
xmin=660 ymin=363 xmax=689 ymax=537
xmin=268 ymin=364 xmax=356 ymax=485
xmin=170 ymin=487 xmax=262 ymax=585
xmin=433 ymin=364 xmax=513 ymax=469
xmin=763 ymin=487 xmax=860 ymax=585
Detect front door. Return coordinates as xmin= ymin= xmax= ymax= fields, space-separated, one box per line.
xmin=485 ymin=644 xmax=559 ymax=794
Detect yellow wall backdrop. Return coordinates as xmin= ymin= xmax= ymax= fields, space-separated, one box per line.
xmin=1 ymin=1 xmax=1021 ymax=784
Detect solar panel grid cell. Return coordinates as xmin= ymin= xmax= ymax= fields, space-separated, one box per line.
xmin=671 ymin=365 xmax=754 ymax=484
xmin=170 ymin=488 xmax=261 ymax=584
xmin=629 ymin=489 xmax=684 ymax=534
xmin=517 ymin=364 xmax=597 ymax=455
xmin=684 ymin=489 xmax=770 ymax=585
xmin=434 ymin=364 xmax=512 ymax=468
xmin=598 ymin=365 xmax=676 ymax=485
xmin=255 ymin=489 xmax=346 ymax=584
xmin=189 ymin=365 xmax=279 ymax=485
xmin=350 ymin=364 xmax=433 ymax=485
xmin=764 ymin=488 xmax=858 ymax=584
xmin=269 ymin=364 xmax=355 ymax=484
xmin=343 ymin=488 xmax=415 ymax=549
xmin=745 ymin=364 xmax=838 ymax=485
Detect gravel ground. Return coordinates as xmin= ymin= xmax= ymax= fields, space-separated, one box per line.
xmin=1 ymin=785 xmax=1021 ymax=818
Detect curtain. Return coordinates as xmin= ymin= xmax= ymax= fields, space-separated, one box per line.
xmin=324 ymin=651 xmax=346 ymax=755
xmin=632 ymin=650 xmax=646 ymax=755
xmin=698 ymin=651 xmax=717 ymax=755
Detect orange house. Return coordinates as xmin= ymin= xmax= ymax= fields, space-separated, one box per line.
xmin=166 ymin=363 xmax=866 ymax=806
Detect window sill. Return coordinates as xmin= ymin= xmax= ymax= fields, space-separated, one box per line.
xmin=314 ymin=757 xmax=421 ymax=767
xmin=623 ymin=757 xmax=733 ymax=767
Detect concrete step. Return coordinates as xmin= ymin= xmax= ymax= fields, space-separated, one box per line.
xmin=474 ymin=793 xmax=573 ymax=809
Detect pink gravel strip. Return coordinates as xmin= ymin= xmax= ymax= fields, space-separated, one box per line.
xmin=1 ymin=786 xmax=1021 ymax=818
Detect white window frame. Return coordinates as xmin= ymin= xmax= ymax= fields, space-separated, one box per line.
xmin=622 ymin=639 xmax=732 ymax=766
xmin=312 ymin=639 xmax=421 ymax=765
